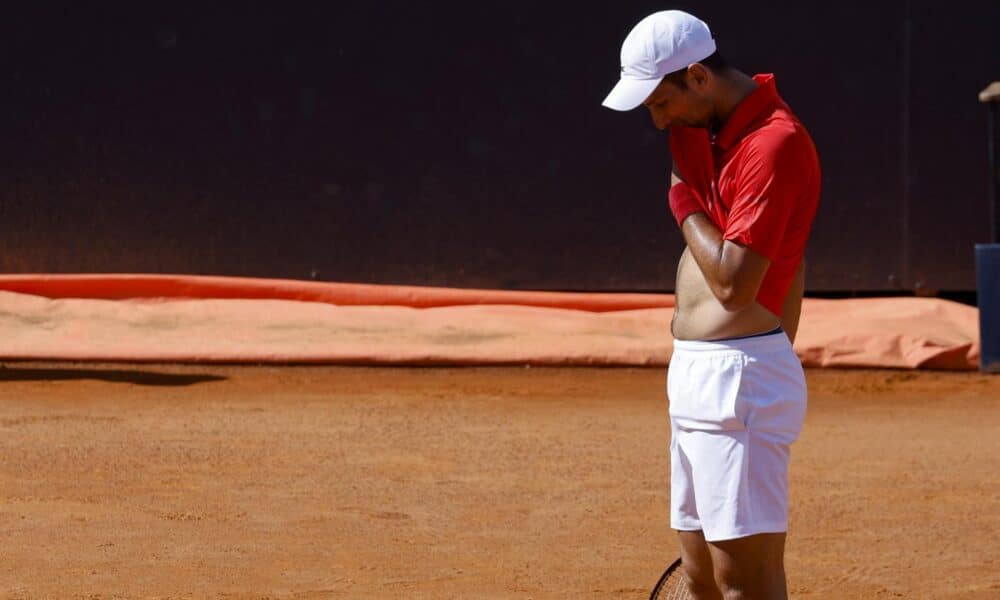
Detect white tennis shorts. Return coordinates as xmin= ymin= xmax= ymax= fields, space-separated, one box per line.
xmin=667 ymin=329 xmax=807 ymax=542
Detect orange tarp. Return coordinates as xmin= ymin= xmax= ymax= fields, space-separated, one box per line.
xmin=0 ymin=274 xmax=673 ymax=311
xmin=795 ymin=298 xmax=978 ymax=370
xmin=0 ymin=275 xmax=980 ymax=369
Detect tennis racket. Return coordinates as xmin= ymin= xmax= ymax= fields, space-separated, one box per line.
xmin=650 ymin=558 xmax=692 ymax=600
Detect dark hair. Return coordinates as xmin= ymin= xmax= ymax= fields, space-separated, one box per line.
xmin=663 ymin=51 xmax=728 ymax=89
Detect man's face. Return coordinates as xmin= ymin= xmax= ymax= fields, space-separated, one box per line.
xmin=642 ymin=70 xmax=714 ymax=130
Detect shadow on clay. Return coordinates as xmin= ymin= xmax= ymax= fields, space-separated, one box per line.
xmin=0 ymin=365 xmax=227 ymax=386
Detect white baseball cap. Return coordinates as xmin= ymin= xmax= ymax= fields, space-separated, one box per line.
xmin=602 ymin=10 xmax=717 ymax=111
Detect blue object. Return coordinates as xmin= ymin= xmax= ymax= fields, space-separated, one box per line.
xmin=976 ymin=244 xmax=1000 ymax=372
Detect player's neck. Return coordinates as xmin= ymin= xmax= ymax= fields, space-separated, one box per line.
xmin=709 ymin=71 xmax=758 ymax=134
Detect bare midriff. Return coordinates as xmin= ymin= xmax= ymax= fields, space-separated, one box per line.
xmin=671 ymin=247 xmax=805 ymax=343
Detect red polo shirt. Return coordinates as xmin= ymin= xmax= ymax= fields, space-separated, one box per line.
xmin=669 ymin=73 xmax=820 ymax=316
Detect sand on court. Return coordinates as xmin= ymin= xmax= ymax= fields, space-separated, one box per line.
xmin=0 ymin=364 xmax=997 ymax=599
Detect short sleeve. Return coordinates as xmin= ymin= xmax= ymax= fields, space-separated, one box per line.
xmin=723 ymin=133 xmax=809 ymax=260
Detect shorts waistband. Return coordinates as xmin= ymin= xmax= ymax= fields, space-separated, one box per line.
xmin=715 ymin=325 xmax=783 ymax=342
xmin=673 ymin=328 xmax=791 ymax=355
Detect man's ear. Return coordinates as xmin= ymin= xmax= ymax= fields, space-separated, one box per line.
xmin=687 ymin=63 xmax=710 ymax=88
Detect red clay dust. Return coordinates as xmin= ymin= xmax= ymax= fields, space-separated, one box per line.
xmin=0 ymin=364 xmax=996 ymax=599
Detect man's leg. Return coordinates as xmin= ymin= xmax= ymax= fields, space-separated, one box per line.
xmin=707 ymin=532 xmax=787 ymax=600
xmin=677 ymin=530 xmax=722 ymax=600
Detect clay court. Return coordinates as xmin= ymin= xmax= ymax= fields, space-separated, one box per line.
xmin=0 ymin=363 xmax=996 ymax=599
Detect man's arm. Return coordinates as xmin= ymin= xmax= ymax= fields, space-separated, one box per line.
xmin=669 ymin=168 xmax=771 ymax=312
xmin=678 ymin=212 xmax=771 ymax=312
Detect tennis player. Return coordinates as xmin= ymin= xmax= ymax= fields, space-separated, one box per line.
xmin=602 ymin=10 xmax=820 ymax=599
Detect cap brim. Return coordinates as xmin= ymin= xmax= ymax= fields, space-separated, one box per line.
xmin=601 ymin=77 xmax=662 ymax=111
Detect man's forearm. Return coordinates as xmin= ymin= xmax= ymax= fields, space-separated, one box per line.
xmin=679 ymin=213 xmax=760 ymax=311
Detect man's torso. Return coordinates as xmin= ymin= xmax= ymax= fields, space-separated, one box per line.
xmin=669 ymin=74 xmax=819 ymax=342
xmin=672 ymin=249 xmax=804 ymax=341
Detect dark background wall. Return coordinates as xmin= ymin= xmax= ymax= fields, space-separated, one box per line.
xmin=1 ymin=1 xmax=997 ymax=292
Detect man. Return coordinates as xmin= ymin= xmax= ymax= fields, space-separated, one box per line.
xmin=602 ymin=10 xmax=820 ymax=600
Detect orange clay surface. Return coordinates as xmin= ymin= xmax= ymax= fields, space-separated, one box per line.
xmin=0 ymin=364 xmax=997 ymax=599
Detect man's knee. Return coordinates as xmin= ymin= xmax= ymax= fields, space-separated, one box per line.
xmin=713 ymin=559 xmax=786 ymax=599
xmin=681 ymin=560 xmax=720 ymax=597
xmin=717 ymin=586 xmax=748 ymax=600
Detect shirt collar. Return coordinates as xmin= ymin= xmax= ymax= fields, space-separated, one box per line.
xmin=713 ymin=73 xmax=780 ymax=151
